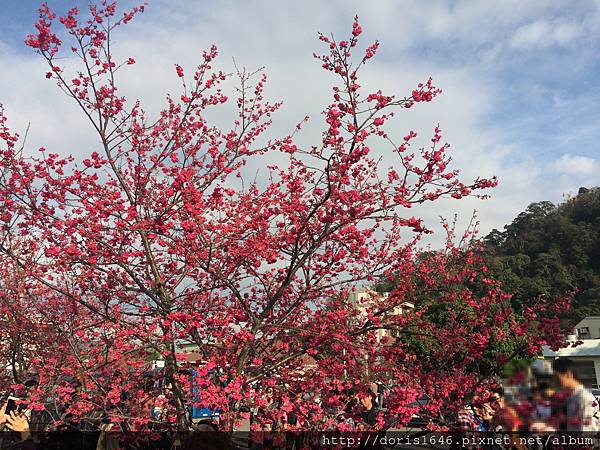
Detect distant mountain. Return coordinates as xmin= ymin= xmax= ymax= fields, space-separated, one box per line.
xmin=484 ymin=187 xmax=600 ymax=326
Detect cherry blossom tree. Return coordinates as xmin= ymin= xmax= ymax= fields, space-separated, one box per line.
xmin=0 ymin=1 xmax=567 ymax=431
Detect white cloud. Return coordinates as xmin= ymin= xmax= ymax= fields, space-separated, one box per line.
xmin=509 ymin=20 xmax=551 ymax=49
xmin=509 ymin=19 xmax=580 ymax=49
xmin=553 ymin=22 xmax=580 ymax=45
xmin=550 ymin=154 xmax=598 ymax=175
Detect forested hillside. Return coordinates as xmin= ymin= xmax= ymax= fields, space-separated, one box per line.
xmin=485 ymin=187 xmax=600 ymax=326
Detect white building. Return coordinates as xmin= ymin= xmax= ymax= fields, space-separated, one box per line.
xmin=574 ymin=316 xmax=600 ymax=340
xmin=542 ymin=317 xmax=600 ymax=389
xmin=348 ymin=288 xmax=414 ymax=343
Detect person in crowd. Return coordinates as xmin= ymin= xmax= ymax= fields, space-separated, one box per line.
xmin=476 ymin=394 xmax=499 ymax=432
xmin=0 ymin=400 xmax=33 ymax=449
xmin=490 ymin=387 xmax=505 ymax=411
xmin=360 ymin=384 xmax=378 ymax=427
xmin=485 ymin=387 xmax=511 ymax=432
xmin=530 ymin=382 xmax=553 ymax=423
xmin=456 ymin=401 xmax=478 ymax=432
xmin=497 ymin=405 xmax=522 ymax=433
xmin=454 ymin=398 xmax=489 ymax=450
xmin=339 ymin=387 xmax=361 ymax=430
xmin=454 ymin=390 xmax=516 ymax=450
xmin=552 ymin=357 xmax=600 ymax=432
xmin=458 ymin=396 xmax=491 ymax=432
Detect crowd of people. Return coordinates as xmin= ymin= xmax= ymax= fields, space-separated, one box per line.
xmin=453 ymin=358 xmax=599 ymax=449
xmin=0 ymin=358 xmax=598 ymax=449
xmin=0 ymin=378 xmax=390 ymax=448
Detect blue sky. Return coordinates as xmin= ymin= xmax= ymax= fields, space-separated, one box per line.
xmin=1 ymin=0 xmax=599 ymax=238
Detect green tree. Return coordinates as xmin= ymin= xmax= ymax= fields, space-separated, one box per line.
xmin=485 ymin=187 xmax=600 ymax=326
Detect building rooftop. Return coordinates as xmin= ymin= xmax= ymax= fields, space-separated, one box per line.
xmin=542 ymin=339 xmax=600 ymax=358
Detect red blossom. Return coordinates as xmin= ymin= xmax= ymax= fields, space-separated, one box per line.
xmin=175 ymin=64 xmax=184 ymax=77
